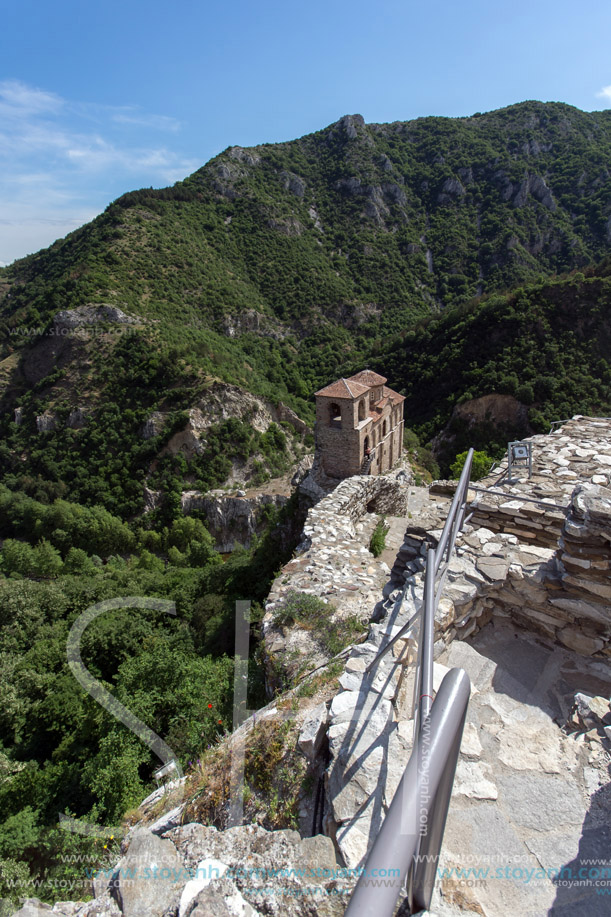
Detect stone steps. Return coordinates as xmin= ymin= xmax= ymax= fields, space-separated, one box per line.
xmin=325 ymin=616 xmax=611 ymax=916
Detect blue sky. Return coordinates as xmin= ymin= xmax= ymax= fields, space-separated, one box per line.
xmin=1 ymin=0 xmax=611 ymax=264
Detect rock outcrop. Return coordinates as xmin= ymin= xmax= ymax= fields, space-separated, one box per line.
xmin=181 ymin=491 xmax=288 ymax=552
xmin=14 ymin=824 xmax=349 ymax=917
xmin=53 ymin=305 xmax=141 ymax=330
xmin=220 ymin=310 xmax=288 ymax=341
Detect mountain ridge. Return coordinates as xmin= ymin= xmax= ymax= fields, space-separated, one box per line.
xmin=1 ymin=100 xmax=611 ymax=507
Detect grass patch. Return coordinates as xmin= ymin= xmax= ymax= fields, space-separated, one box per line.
xmin=182 ymin=715 xmax=310 ymax=831
xmin=273 ymin=591 xmax=366 ymax=657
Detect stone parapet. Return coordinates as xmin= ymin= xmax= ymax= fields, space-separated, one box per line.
xmin=261 ymin=469 xmax=410 ymax=694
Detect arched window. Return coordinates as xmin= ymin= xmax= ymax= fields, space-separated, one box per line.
xmin=329 ymin=403 xmax=341 ymax=427
xmin=358 ymin=400 xmax=365 ymax=421
xmin=382 ymin=419 xmax=387 ymax=437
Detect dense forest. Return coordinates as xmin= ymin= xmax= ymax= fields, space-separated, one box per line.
xmin=0 ymin=483 xmax=303 ymax=903
xmin=1 ymin=100 xmax=611 ymax=905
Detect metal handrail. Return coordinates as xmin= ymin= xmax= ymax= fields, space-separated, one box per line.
xmin=366 ymin=448 xmax=474 ymax=673
xmin=349 ymin=451 xmax=474 ymax=915
xmin=344 ymin=668 xmax=470 ymax=916
xmin=549 ymin=419 xmax=572 ymax=434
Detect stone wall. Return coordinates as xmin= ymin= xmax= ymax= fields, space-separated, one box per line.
xmin=405 ymin=486 xmax=611 ymax=659
xmin=469 ymin=415 xmax=611 ymax=547
xmin=262 ymin=469 xmax=410 ymax=692
xmin=469 ymin=491 xmax=565 ymax=548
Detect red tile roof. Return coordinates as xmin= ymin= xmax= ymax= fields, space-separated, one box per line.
xmin=315 ymin=375 xmax=405 ymax=404
xmin=347 ymin=369 xmax=387 ymax=387
xmin=314 ymin=378 xmax=369 ymax=399
xmin=383 ymin=385 xmax=405 ymax=403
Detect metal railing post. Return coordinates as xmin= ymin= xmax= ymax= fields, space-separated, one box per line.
xmin=434 ymin=448 xmax=473 ymax=572
xmin=344 ymin=668 xmax=471 ymax=917
xmin=410 ymin=680 xmax=469 ymax=911
xmin=417 ymin=548 xmax=435 ymax=728
xmin=346 ymin=444 xmax=476 ymax=916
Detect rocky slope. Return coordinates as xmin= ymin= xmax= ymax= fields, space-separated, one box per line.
xmin=12 ymin=418 xmax=611 ymax=917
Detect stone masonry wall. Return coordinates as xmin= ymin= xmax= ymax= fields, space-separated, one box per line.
xmin=262 ymin=469 xmax=410 ymax=693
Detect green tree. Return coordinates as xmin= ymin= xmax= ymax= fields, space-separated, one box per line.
xmin=62 ymin=548 xmax=99 ymax=576
xmin=0 ymin=539 xmax=36 ymax=576
xmin=450 ymin=450 xmax=493 ymax=481
xmin=32 ymin=540 xmax=63 ymax=578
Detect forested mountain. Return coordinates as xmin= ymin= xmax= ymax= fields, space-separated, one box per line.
xmin=376 ymin=256 xmax=611 ymax=466
xmin=3 ymin=99 xmax=611 ymax=331
xmin=2 ymin=101 xmax=611 ymax=906
xmin=1 ymin=100 xmax=611 ymax=510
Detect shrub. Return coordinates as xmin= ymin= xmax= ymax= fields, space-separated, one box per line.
xmin=403 ymin=427 xmax=420 ymax=451
xmin=450 ymin=450 xmax=493 ymax=481
xmin=415 ymin=446 xmax=440 ymax=479
xmin=369 ymin=518 xmax=389 ymax=557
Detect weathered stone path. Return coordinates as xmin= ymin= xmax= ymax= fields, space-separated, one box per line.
xmin=320 ymin=417 xmax=611 ymax=915
xmin=21 ymin=418 xmax=611 ymax=917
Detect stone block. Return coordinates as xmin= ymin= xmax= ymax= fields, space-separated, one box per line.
xmin=558 ymin=626 xmax=605 ymax=655
xmin=297 ymin=702 xmax=328 ymax=762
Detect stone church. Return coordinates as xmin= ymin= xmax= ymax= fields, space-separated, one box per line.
xmin=314 ymin=370 xmax=405 ymax=479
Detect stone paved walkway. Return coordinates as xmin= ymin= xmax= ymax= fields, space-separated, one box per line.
xmin=322 ymin=418 xmax=611 ymax=916
xmin=432 ymin=622 xmax=611 ymax=916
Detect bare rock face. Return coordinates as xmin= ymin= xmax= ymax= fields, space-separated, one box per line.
xmin=192 ymin=384 xmax=274 ymax=433
xmin=437 ymin=177 xmax=466 ymax=205
xmin=291 ymin=455 xmax=314 ymax=487
xmin=162 ymin=411 xmax=206 ymax=458
xmin=220 ymin=310 xmax=288 ymax=341
xmin=280 ymin=170 xmax=306 ymax=198
xmin=67 ymin=407 xmax=88 ymax=429
xmin=167 ymin=823 xmax=346 ymax=917
xmin=35 ymin=412 xmax=56 ymax=433
xmin=266 ymin=216 xmax=303 ymax=236
xmin=21 ymin=305 xmax=141 ymax=385
xmin=143 ymin=485 xmax=162 ymax=513
xmin=112 ymin=829 xmax=183 ymax=917
xmin=453 ymin=393 xmax=529 ymax=428
xmin=161 ymin=383 xmax=311 ymax=442
xmin=513 ymin=173 xmax=557 ymax=211
xmin=181 ymin=492 xmax=288 ymax=552
xmin=53 ymin=305 xmax=140 ymax=329
xmin=141 ymin=412 xmax=167 ymax=440
xmin=432 ymin=392 xmax=530 ymax=462
xmin=228 ymin=147 xmax=261 ymax=167
xmin=76 ymin=824 xmax=348 ymax=917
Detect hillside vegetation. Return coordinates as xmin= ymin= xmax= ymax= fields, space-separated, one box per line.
xmin=1 ymin=100 xmax=611 ymax=906
xmin=377 ymin=257 xmax=611 ymax=466
xmin=1 ymin=101 xmax=611 ymax=504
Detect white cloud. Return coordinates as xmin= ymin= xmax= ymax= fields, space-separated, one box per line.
xmin=111 ymin=110 xmax=181 ymax=132
xmin=595 ymin=85 xmax=611 ymax=103
xmin=0 ymin=79 xmax=63 ymax=116
xmin=0 ymin=80 xmax=199 ymax=262
xmin=0 ymin=197 xmax=99 ymax=264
